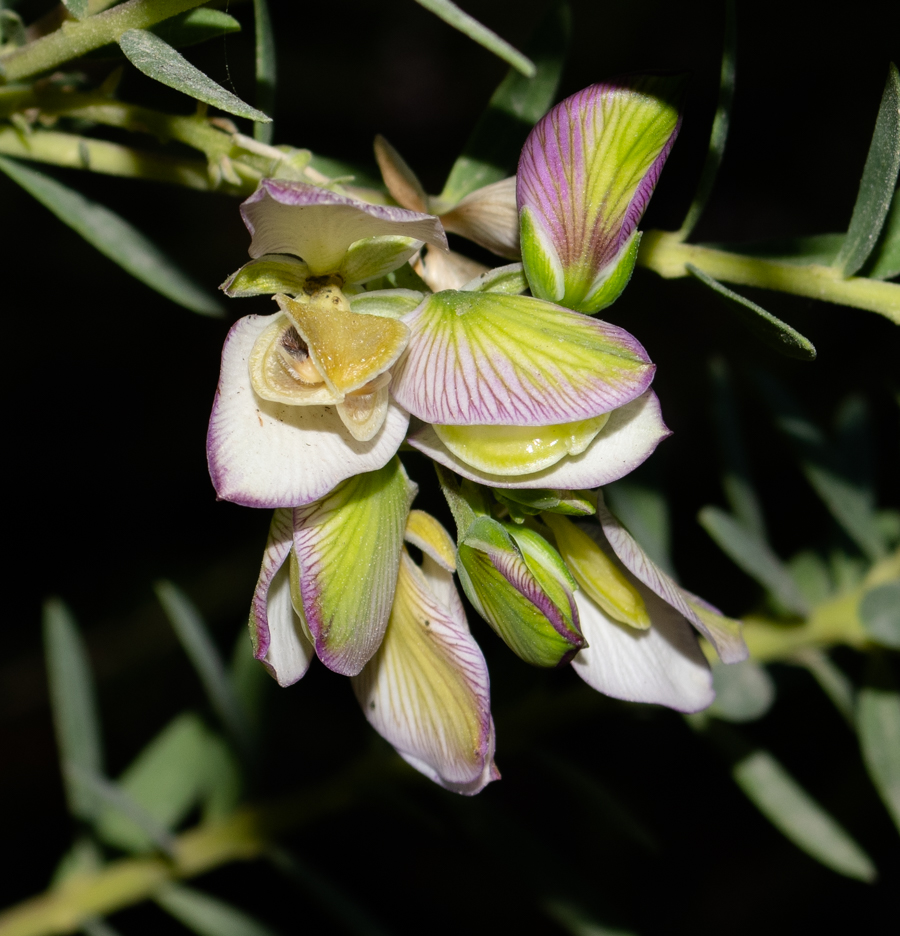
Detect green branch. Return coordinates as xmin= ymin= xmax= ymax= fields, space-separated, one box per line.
xmin=639 ymin=229 xmax=900 ymax=324
xmin=0 ymin=0 xmax=208 ymax=83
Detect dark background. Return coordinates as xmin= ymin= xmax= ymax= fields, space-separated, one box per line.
xmin=2 ymin=1 xmax=899 ymax=933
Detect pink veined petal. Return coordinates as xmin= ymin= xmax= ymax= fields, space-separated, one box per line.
xmin=595 ymin=491 xmax=748 ymax=664
xmin=407 ymin=390 xmax=670 ymax=490
xmin=206 ymin=315 xmax=410 ymax=508
xmin=391 ymin=291 xmax=654 ymax=426
xmin=241 ymin=179 xmax=447 ymax=275
xmin=571 ymin=587 xmax=714 ymax=712
xmin=351 ymin=552 xmax=497 ymax=795
xmin=249 ymin=509 xmax=314 ymax=687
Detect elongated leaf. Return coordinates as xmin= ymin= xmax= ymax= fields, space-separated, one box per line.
xmin=834 ymin=63 xmax=900 ymax=276
xmin=677 ymin=0 xmax=736 ymax=239
xmin=859 ymin=581 xmax=900 ymax=649
xmin=698 ymin=506 xmax=809 ymax=616
xmin=414 ymin=0 xmax=534 ymax=77
xmin=708 ymin=659 xmax=775 ymax=723
xmin=118 ymin=29 xmax=271 ymax=123
xmin=82 ymin=918 xmax=124 ymax=936
xmin=252 ymin=0 xmax=276 ymax=144
xmin=687 ymin=263 xmax=816 ymax=359
xmin=865 ymin=186 xmax=900 ymax=279
xmin=709 ymin=358 xmax=767 ymax=539
xmin=43 ymin=599 xmax=104 ymax=819
xmin=155 ymin=884 xmax=280 ymax=936
xmin=0 ymin=156 xmax=222 ymax=315
xmin=858 ymin=657 xmax=900 ymax=833
xmin=543 ymin=901 xmax=638 ymax=936
xmin=440 ymin=1 xmax=569 ymax=204
xmin=155 ymin=581 xmax=252 ymax=758
xmin=152 ymin=8 xmax=241 ymax=48
xmin=733 ymin=749 xmax=877 ymax=881
xmin=757 ymin=375 xmax=888 ymax=561
xmin=63 ymin=0 xmax=89 ymax=19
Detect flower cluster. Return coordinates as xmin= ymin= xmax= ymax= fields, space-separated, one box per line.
xmin=207 ymin=75 xmax=747 ymax=794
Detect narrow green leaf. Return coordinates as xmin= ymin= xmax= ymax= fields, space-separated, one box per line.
xmin=677 ymin=0 xmax=736 ymax=239
xmin=82 ymin=918 xmax=125 ymax=936
xmin=834 ymin=63 xmax=900 ymax=276
xmin=792 ymin=648 xmax=856 ymax=727
xmin=787 ymin=551 xmax=833 ymax=607
xmin=708 ymin=659 xmax=775 ymax=723
xmin=603 ymin=481 xmax=674 ymax=577
xmin=155 ymin=581 xmax=252 ymax=759
xmin=413 ymin=0 xmax=534 ymax=77
xmin=709 ymin=357 xmax=767 ymax=539
xmin=151 ymin=8 xmax=241 ymax=49
xmin=155 ymin=884 xmax=280 ymax=936
xmin=757 ymin=375 xmax=888 ymax=561
xmin=859 ymin=581 xmax=900 ymax=649
xmin=63 ymin=0 xmax=90 ymax=20
xmin=118 ymin=28 xmax=271 ymax=123
xmin=687 ymin=263 xmax=816 ymax=359
xmin=865 ymin=186 xmax=900 ymax=279
xmin=733 ymin=749 xmax=877 ymax=881
xmin=858 ymin=656 xmax=900 ymax=833
xmin=252 ymin=0 xmax=276 ymax=144
xmin=440 ymin=1 xmax=568 ymax=205
xmin=51 ymin=836 xmax=104 ymax=888
xmin=267 ymin=847 xmax=393 ymax=936
xmin=698 ymin=506 xmax=809 ymax=616
xmin=43 ymin=599 xmax=104 ymax=820
xmin=543 ymin=901 xmax=638 ymax=936
xmin=0 ymin=156 xmax=222 ymax=315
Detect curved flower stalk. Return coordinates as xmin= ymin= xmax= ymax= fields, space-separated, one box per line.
xmin=518 ymin=74 xmax=683 ymax=313
xmin=544 ymin=491 xmax=748 ymax=712
xmin=208 ymin=180 xmax=448 ymax=508
xmin=250 ymin=492 xmax=497 ymax=793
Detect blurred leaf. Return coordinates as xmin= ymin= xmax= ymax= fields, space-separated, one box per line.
xmin=787 ymin=551 xmax=832 ymax=606
xmin=858 ymin=656 xmax=900 ymax=833
xmin=308 ymin=153 xmax=382 ymax=189
xmin=151 ymin=8 xmax=241 ymax=48
xmin=733 ymin=749 xmax=877 ymax=881
xmin=603 ymin=481 xmax=674 ymax=577
xmin=859 ymin=581 xmax=900 ymax=648
xmin=687 ymin=263 xmax=816 ymax=359
xmin=230 ymin=631 xmax=269 ymax=736
xmin=0 ymin=156 xmax=222 ymax=316
xmin=792 ymin=648 xmax=856 ymax=727
xmin=268 ymin=847 xmax=394 ymax=936
xmin=865 ymin=186 xmax=900 ymax=279
xmin=82 ymin=918 xmax=124 ymax=936
xmin=156 ymin=581 xmax=253 ymax=759
xmin=834 ymin=394 xmax=875 ymax=493
xmin=63 ymin=0 xmax=89 ymax=19
xmin=94 ymin=713 xmax=238 ymax=853
xmin=440 ymin=1 xmax=569 ymax=204
xmin=118 ymin=29 xmax=271 ymax=123
xmin=834 ymin=63 xmax=900 ymax=276
xmin=677 ymin=0 xmax=736 ymax=239
xmin=155 ymin=884 xmax=280 ymax=936
xmin=200 ymin=733 xmax=243 ymax=822
xmin=51 ymin=835 xmax=104 ymax=887
xmin=698 ymin=506 xmax=809 ymax=615
xmin=43 ymin=599 xmax=104 ymax=820
xmin=709 ymin=358 xmax=767 ymax=539
xmin=413 ymin=0 xmax=534 ymax=77
xmin=72 ymin=763 xmax=177 ymax=856
xmin=543 ymin=900 xmax=637 ymax=936
xmin=708 ymin=659 xmax=775 ymax=722
xmin=0 ymin=10 xmax=27 ymax=47
xmin=757 ymin=376 xmax=887 ymax=561
xmin=252 ymin=0 xmax=275 ymax=144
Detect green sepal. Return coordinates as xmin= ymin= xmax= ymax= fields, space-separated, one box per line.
xmin=457 ymin=515 xmax=584 ymax=668
xmin=221 ymin=255 xmax=310 ymax=298
xmin=493 ymin=488 xmax=596 ymax=519
xmin=519 ymin=204 xmax=565 ymax=303
xmin=578 ymin=230 xmax=641 ymax=313
xmin=435 ymin=465 xmax=491 ymax=544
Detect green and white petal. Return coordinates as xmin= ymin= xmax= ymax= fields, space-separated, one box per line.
xmin=408 ymin=390 xmax=669 ymax=490
xmin=571 ymin=585 xmax=714 ymax=712
xmin=241 ymin=179 xmax=447 ymax=277
xmin=292 ymin=459 xmax=415 ymax=676
xmin=391 ymin=291 xmax=654 ymax=426
xmin=207 ymin=315 xmax=410 ymax=508
xmin=352 ymin=550 xmax=497 ymax=795
xmin=249 ymin=509 xmax=315 ymax=687
xmin=338 ymin=235 xmax=424 ymax=284
xmin=595 ymin=491 xmax=749 ymax=663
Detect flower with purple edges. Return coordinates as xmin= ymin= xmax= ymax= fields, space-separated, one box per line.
xmin=549 ymin=490 xmax=748 ymax=712
xmin=517 ymin=74 xmax=684 ymax=313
